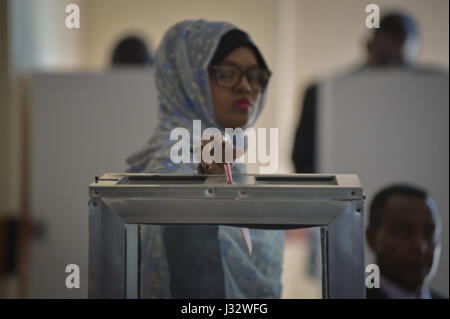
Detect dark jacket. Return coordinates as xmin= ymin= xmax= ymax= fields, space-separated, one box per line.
xmin=366 ymin=287 xmax=448 ymax=299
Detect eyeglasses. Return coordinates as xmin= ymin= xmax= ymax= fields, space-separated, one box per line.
xmin=210 ymin=62 xmax=271 ymax=92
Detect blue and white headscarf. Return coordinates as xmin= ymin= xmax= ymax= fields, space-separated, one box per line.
xmin=126 ymin=19 xmax=284 ymax=299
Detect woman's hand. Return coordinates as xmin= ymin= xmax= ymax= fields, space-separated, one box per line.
xmin=200 ymin=133 xmax=243 ymax=174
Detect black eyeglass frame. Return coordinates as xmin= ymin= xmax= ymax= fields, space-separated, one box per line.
xmin=209 ymin=61 xmax=272 ymax=92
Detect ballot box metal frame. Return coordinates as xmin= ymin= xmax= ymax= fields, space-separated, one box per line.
xmin=88 ymin=173 xmax=365 ymax=299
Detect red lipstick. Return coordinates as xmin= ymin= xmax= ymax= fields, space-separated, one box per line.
xmin=234 ymin=98 xmax=252 ymax=111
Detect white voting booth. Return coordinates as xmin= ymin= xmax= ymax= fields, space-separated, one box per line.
xmin=28 ymin=69 xmax=159 ymax=298
xmin=317 ymin=69 xmax=449 ymax=296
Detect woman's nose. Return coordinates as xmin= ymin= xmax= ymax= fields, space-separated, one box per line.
xmin=235 ymin=74 xmax=252 ymax=92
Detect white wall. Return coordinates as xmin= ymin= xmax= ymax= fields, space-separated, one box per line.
xmin=7 ymin=0 xmax=83 ymax=213
xmin=3 ymin=0 xmax=84 ymax=297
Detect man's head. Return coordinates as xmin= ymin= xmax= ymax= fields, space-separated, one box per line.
xmin=367 ymin=12 xmax=419 ymax=68
xmin=366 ymin=184 xmax=441 ymax=291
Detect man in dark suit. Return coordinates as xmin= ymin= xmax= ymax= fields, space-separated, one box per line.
xmin=292 ymin=12 xmax=420 ymax=174
xmin=365 ymin=184 xmax=446 ymax=299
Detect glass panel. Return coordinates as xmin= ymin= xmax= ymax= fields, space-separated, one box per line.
xmin=281 ymin=227 xmax=323 ymax=299
xmin=125 ymin=224 xmax=139 ymax=299
xmin=127 ymin=224 xmax=325 ymax=299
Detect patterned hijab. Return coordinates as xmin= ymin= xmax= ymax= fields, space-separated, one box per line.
xmin=126 ymin=19 xmax=268 ymax=173
xmin=126 ymin=20 xmax=284 ymax=299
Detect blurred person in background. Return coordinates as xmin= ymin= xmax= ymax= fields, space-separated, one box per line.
xmin=292 ymin=11 xmax=421 ymax=174
xmin=111 ymin=35 xmax=154 ymax=66
xmin=366 ymin=184 xmax=445 ymax=299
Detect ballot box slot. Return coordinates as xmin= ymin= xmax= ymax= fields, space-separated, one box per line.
xmin=118 ymin=175 xmax=207 ymax=185
xmin=95 ymin=176 xmax=121 ymax=183
xmin=255 ymin=175 xmax=337 ymax=185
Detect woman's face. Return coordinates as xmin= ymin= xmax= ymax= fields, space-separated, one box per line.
xmin=210 ymin=46 xmax=262 ymax=129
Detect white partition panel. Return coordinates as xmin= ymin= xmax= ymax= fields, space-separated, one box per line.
xmin=318 ymin=69 xmax=449 ymax=296
xmin=28 ymin=69 xmax=159 ymax=298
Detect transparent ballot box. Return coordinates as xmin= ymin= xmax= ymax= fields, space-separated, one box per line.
xmin=88 ymin=173 xmax=365 ymax=299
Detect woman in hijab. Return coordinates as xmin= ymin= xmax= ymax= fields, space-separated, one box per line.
xmin=126 ymin=20 xmax=285 ymax=299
